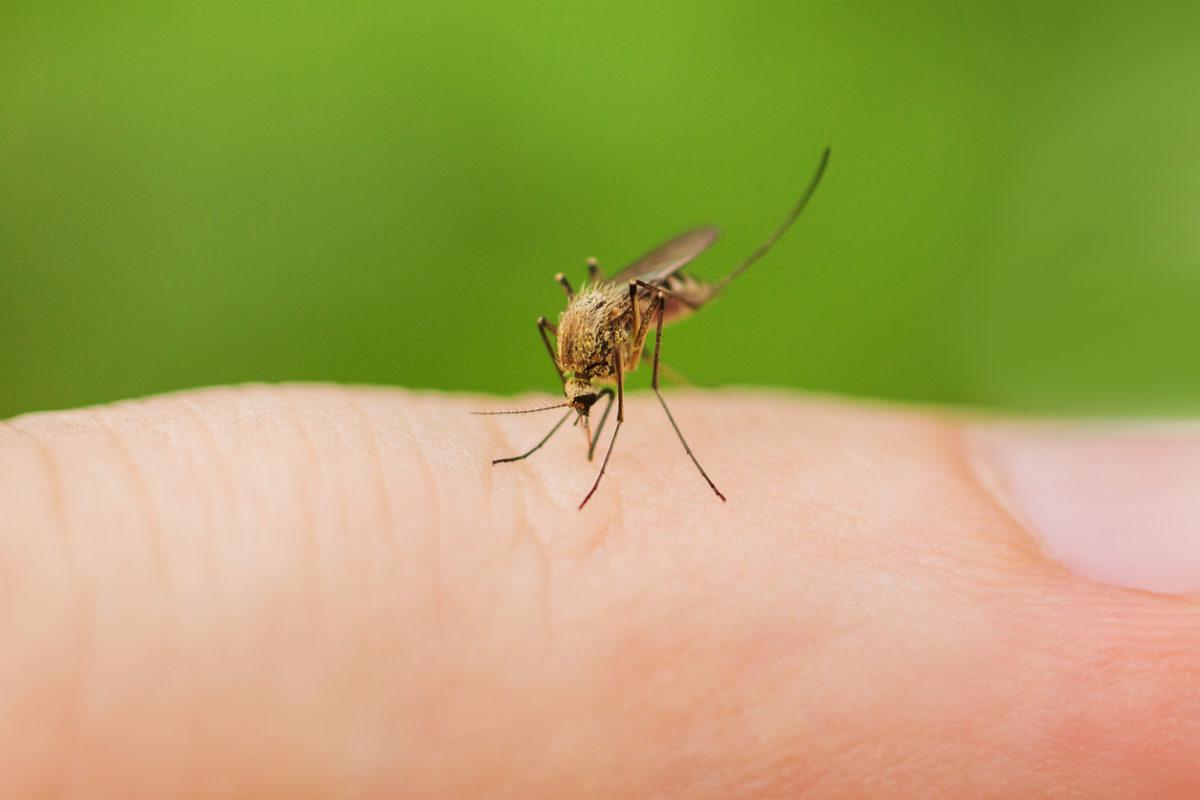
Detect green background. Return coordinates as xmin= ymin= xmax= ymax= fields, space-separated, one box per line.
xmin=3 ymin=3 xmax=1199 ymax=418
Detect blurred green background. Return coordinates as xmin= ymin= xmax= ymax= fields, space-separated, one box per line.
xmin=3 ymin=2 xmax=1199 ymax=418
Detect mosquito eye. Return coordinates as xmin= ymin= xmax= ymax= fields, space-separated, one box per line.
xmin=576 ymin=393 xmax=599 ymax=410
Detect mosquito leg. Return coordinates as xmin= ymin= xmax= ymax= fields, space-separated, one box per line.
xmin=555 ymin=273 xmax=574 ymax=298
xmin=712 ymin=147 xmax=830 ymax=294
xmin=625 ymin=288 xmax=661 ymax=373
xmin=492 ymin=411 xmax=572 ymax=464
xmin=586 ymin=388 xmax=616 ymax=461
xmin=649 ymin=294 xmax=726 ymax=502
xmin=629 ymin=291 xmax=663 ymax=370
xmin=537 ymin=316 xmax=565 ymax=385
xmin=580 ymin=353 xmax=624 ymax=509
xmin=632 ymin=279 xmax=701 ymax=311
xmin=626 ymin=281 xmax=642 ymax=368
xmin=587 ymin=257 xmax=605 ymax=284
xmin=483 ymin=316 xmax=569 ymax=469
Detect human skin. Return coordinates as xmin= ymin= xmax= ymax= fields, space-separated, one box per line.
xmin=1 ymin=385 xmax=1198 ymax=798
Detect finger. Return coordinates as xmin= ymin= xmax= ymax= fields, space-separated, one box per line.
xmin=1 ymin=385 xmax=1198 ymax=798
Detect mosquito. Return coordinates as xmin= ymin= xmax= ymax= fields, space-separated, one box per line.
xmin=476 ymin=148 xmax=831 ymax=509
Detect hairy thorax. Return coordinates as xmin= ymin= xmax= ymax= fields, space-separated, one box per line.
xmin=556 ymin=288 xmax=630 ymax=381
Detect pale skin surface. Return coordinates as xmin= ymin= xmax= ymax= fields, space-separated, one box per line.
xmin=2 ymin=385 xmax=1198 ymax=798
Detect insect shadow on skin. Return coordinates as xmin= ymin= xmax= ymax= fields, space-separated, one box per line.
xmin=475 ymin=148 xmax=831 ymax=510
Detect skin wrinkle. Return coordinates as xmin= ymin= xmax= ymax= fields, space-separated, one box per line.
xmin=176 ymin=393 xmax=244 ymax=652
xmin=392 ymin=392 xmax=449 ymax=632
xmin=176 ymin=396 xmax=238 ymax=635
xmin=176 ymin=396 xmax=239 ymax=509
xmin=177 ymin=398 xmax=253 ymax=642
xmin=474 ymin=402 xmax=567 ymax=630
xmin=2 ymin=419 xmax=72 ymax=557
xmin=569 ymin=496 xmax=621 ymax=580
xmin=276 ymin=387 xmax=325 ymax=621
xmin=337 ymin=388 xmax=397 ymax=553
xmin=501 ymin=475 xmax=555 ymax=637
xmin=93 ymin=407 xmax=170 ymax=589
xmin=533 ymin=422 xmax=630 ymax=631
xmin=1 ymin=418 xmax=93 ymax=799
xmin=326 ymin=395 xmax=366 ymax=609
xmin=945 ymin=425 xmax=1051 ymax=572
xmin=479 ymin=408 xmax=548 ymax=620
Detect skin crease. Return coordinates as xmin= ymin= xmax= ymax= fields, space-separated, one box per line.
xmin=1 ymin=385 xmax=1199 ymax=799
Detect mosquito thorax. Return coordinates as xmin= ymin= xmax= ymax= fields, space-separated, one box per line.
xmin=557 ymin=304 xmax=621 ymax=384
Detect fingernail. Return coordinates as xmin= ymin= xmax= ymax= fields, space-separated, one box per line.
xmin=967 ymin=423 xmax=1200 ymax=595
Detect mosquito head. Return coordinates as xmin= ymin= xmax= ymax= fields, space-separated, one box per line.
xmin=564 ymin=376 xmax=600 ymax=415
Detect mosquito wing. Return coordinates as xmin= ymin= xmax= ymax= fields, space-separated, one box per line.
xmin=608 ymin=226 xmax=720 ymax=286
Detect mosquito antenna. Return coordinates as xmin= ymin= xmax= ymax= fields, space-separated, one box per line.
xmin=492 ymin=410 xmax=572 ymax=465
xmin=714 ymin=146 xmax=830 ymax=293
xmin=470 ymin=403 xmax=569 ymax=416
